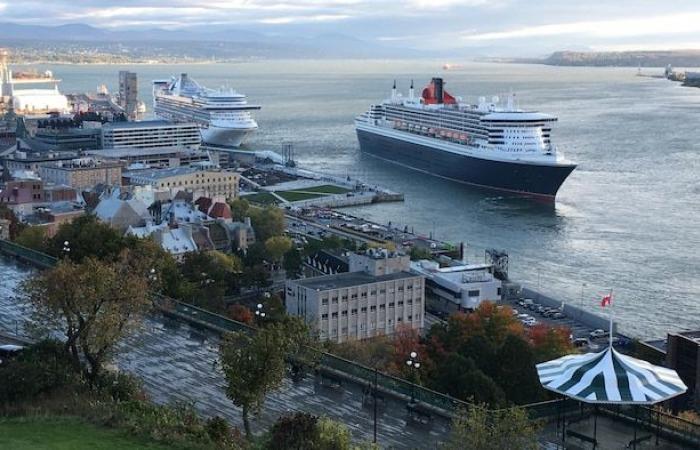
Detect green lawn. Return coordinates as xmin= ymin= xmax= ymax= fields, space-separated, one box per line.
xmin=276 ymin=191 xmax=325 ymax=202
xmin=242 ymin=191 xmax=280 ymax=205
xmin=0 ymin=417 xmax=172 ymax=450
xmin=300 ymin=184 xmax=351 ymax=194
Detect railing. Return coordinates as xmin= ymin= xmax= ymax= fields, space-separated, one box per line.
xmin=0 ymin=239 xmax=58 ymax=268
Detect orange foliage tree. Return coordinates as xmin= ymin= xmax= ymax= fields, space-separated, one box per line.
xmin=528 ymin=323 xmax=574 ymax=363
xmin=228 ymin=304 xmax=254 ymax=324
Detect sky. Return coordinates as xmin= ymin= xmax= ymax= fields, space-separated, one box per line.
xmin=2 ymin=0 xmax=700 ymax=55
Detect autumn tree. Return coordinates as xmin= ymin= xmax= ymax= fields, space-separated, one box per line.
xmin=528 ymin=324 xmax=574 ymax=363
xmin=228 ymin=304 xmax=254 ymax=324
xmin=442 ymin=406 xmax=540 ymax=450
xmin=22 ymin=255 xmax=151 ymax=382
xmin=228 ymin=198 xmax=250 ymax=222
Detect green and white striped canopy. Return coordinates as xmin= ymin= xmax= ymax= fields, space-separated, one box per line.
xmin=536 ymin=347 xmax=687 ymax=405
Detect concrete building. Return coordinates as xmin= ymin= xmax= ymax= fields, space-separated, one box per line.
xmin=86 ymin=146 xmax=210 ymax=169
xmin=118 ymin=71 xmax=138 ymax=121
xmin=125 ymin=167 xmax=239 ymax=200
xmin=39 ymin=158 xmax=122 ymax=191
xmin=286 ymin=249 xmax=425 ymax=343
xmin=410 ymin=259 xmax=502 ymax=311
xmin=0 ymin=179 xmax=43 ymax=205
xmin=2 ymin=149 xmax=78 ymax=173
xmin=102 ymin=120 xmax=200 ymax=150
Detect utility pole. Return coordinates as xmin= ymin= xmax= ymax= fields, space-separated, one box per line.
xmin=373 ymin=367 xmax=378 ymax=444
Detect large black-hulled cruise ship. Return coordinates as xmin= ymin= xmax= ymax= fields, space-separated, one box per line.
xmin=355 ymin=78 xmax=576 ymax=200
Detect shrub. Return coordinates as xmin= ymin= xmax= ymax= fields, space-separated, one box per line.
xmin=94 ymin=371 xmax=145 ymax=403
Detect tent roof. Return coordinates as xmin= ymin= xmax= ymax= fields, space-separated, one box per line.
xmin=536 ymin=347 xmax=687 ymax=405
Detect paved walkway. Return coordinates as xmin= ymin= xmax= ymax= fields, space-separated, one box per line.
xmin=0 ymin=257 xmax=450 ymax=449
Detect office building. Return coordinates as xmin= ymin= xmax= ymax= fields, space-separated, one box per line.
xmin=124 ymin=166 xmax=239 ymax=199
xmin=39 ymin=158 xmax=122 ymax=190
xmin=86 ymin=146 xmax=210 ymax=169
xmin=101 ymin=120 xmax=201 ymax=150
xmin=286 ymin=249 xmax=425 ymax=343
xmin=118 ymin=71 xmax=138 ymax=121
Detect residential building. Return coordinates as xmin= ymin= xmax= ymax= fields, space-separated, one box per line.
xmin=39 ymin=158 xmax=122 ymax=191
xmin=101 ymin=120 xmax=201 ymax=150
xmin=118 ymin=71 xmax=138 ymax=121
xmin=410 ymin=259 xmax=502 ymax=311
xmin=86 ymin=146 xmax=211 ymax=169
xmin=0 ymin=179 xmax=43 ymax=205
xmin=286 ymin=249 xmax=425 ymax=343
xmin=94 ymin=193 xmax=151 ymax=232
xmin=126 ymin=222 xmax=197 ymax=261
xmin=25 ymin=201 xmax=85 ymax=237
xmin=124 ymin=167 xmax=239 ymax=199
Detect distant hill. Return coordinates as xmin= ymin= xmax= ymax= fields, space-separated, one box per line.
xmin=541 ymin=50 xmax=700 ymax=67
xmin=0 ymin=22 xmax=425 ymax=61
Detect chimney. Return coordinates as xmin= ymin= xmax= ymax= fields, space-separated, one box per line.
xmin=432 ymin=77 xmax=444 ymax=104
xmin=391 ymin=79 xmax=397 ymax=101
xmin=409 ymin=79 xmax=414 ymax=100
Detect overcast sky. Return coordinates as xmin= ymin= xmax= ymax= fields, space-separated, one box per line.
xmin=2 ymin=1 xmax=700 ymax=54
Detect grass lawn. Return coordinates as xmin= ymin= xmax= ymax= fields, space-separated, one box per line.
xmin=300 ymin=184 xmax=351 ymax=194
xmin=242 ymin=191 xmax=280 ymax=205
xmin=276 ymin=190 xmax=325 ymax=202
xmin=0 ymin=417 xmax=172 ymax=450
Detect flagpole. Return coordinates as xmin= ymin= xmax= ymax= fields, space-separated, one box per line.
xmin=609 ymin=288 xmax=614 ymax=349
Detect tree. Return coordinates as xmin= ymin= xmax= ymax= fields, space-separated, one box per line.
xmin=47 ymin=214 xmax=126 ymax=262
xmin=219 ymin=324 xmax=289 ymax=439
xmin=228 ymin=304 xmax=254 ymax=324
xmin=22 ymin=255 xmax=151 ymax=383
xmin=431 ymin=354 xmax=505 ymax=407
xmin=443 ymin=406 xmax=540 ymax=450
xmin=283 ymin=247 xmax=303 ymax=279
xmin=268 ymin=412 xmax=319 ymax=450
xmin=528 ymin=324 xmax=574 ymax=363
xmin=265 ymin=236 xmax=293 ymax=263
xmin=13 ymin=225 xmax=47 ymax=252
xmin=409 ymin=246 xmax=432 ymax=261
xmin=179 ymin=251 xmax=242 ymax=309
xmin=249 ymin=206 xmax=285 ymax=241
xmin=228 ymin=198 xmax=250 ymax=222
xmin=242 ymin=264 xmax=272 ymax=292
xmin=492 ymin=334 xmax=543 ymax=405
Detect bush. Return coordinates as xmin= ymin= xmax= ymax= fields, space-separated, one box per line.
xmin=0 ymin=340 xmax=79 ymax=404
xmin=93 ymin=371 xmax=145 ymax=403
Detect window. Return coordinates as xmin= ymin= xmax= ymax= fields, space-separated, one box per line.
xmin=398 ymin=286 xmax=404 ymax=291
xmin=408 ymin=315 xmax=413 ymax=321
xmin=407 ymin=299 xmax=413 ymax=305
xmin=361 ymin=307 xmax=367 ymax=313
xmin=351 ymin=308 xmax=357 ymax=315
xmin=331 ymin=312 xmax=338 ymax=318
xmin=370 ymin=290 xmax=377 ymax=295
xmin=379 ymin=289 xmax=386 ymax=294
xmin=341 ymin=310 xmax=348 ymax=317
xmin=370 ymin=305 xmax=376 ymax=312
xmin=388 ymin=302 xmax=394 ymax=307
xmin=322 ymin=314 xmax=328 ymax=319
xmin=361 ymin=292 xmax=367 ymax=298
xmin=379 ymin=305 xmax=386 ymax=310
xmin=497 ymin=287 xmax=502 ymax=296
xmin=468 ymin=290 xmax=480 ymax=297
xmin=398 ymin=301 xmax=404 ymax=306
xmin=321 ymin=298 xmax=328 ymax=306
xmin=407 ymin=285 xmax=413 ymax=290
xmin=332 ymin=297 xmax=338 ymax=304
xmin=351 ymin=293 xmax=357 ymax=299
xmin=341 ymin=295 xmax=348 ymax=301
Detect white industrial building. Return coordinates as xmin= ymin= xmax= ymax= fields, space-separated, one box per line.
xmin=286 ymin=249 xmax=425 ymax=343
xmin=410 ymin=259 xmax=502 ymax=310
xmin=101 ymin=120 xmax=201 ymax=150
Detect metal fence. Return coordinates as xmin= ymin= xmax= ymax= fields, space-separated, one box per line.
xmin=0 ymin=239 xmax=58 ymax=268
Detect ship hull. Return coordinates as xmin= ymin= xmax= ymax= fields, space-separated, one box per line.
xmin=201 ymin=126 xmax=256 ymax=148
xmin=356 ymin=127 xmax=575 ymax=199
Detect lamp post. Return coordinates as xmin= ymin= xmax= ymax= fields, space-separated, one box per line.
xmin=255 ymin=303 xmax=266 ymax=324
xmin=61 ymin=240 xmax=70 ymax=259
xmin=406 ymin=351 xmax=421 ymax=403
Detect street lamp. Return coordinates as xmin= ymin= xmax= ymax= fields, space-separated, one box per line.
xmin=148 ymin=268 xmax=158 ymax=283
xmin=255 ymin=303 xmax=266 ymax=322
xmin=406 ymin=351 xmax=421 ymax=403
xmin=62 ymin=240 xmax=70 ymax=258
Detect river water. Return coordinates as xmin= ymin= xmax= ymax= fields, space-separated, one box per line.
xmin=14 ymin=59 xmax=700 ymax=339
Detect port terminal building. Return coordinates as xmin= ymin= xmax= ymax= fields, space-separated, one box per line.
xmin=410 ymin=259 xmax=502 ymax=311
xmin=286 ymin=249 xmax=425 ymax=343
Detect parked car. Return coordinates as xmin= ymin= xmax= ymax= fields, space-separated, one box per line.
xmin=0 ymin=344 xmax=24 ymax=365
xmin=551 ymin=312 xmax=566 ymax=320
xmin=589 ymin=329 xmax=609 ymax=339
xmin=523 ymin=298 xmax=534 ymax=307
xmin=572 ymin=338 xmax=589 ymax=348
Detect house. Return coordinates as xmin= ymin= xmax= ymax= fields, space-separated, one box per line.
xmin=94 ymin=191 xmax=151 ymax=232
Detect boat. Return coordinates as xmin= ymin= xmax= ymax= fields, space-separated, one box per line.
xmin=355 ymin=78 xmax=576 ymax=200
xmin=153 ymin=73 xmax=260 ymax=148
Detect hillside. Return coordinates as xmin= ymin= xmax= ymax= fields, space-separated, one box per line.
xmin=541 ymin=50 xmax=700 ymax=67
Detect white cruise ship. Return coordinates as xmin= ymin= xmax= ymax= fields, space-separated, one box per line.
xmin=153 ymin=73 xmax=260 ymax=148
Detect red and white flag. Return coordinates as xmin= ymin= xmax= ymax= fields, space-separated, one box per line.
xmin=601 ymin=293 xmax=612 ymax=307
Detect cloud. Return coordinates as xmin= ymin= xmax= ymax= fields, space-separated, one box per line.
xmin=462 ymin=12 xmax=700 ymax=41
xmin=259 ymin=14 xmax=352 ymax=25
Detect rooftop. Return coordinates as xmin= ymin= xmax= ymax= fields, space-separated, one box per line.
xmin=125 ymin=166 xmax=200 ymax=180
xmin=87 ymin=146 xmax=202 ymax=158
xmin=293 ymin=270 xmax=418 ymax=291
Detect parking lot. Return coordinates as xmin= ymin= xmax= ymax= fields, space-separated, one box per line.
xmin=502 ymin=296 xmax=628 ymax=353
